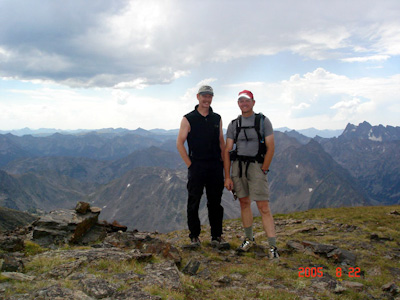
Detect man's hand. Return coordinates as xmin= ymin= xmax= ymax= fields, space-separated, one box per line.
xmin=224 ymin=178 xmax=234 ymax=191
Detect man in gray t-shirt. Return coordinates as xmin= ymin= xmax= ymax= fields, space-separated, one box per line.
xmin=223 ymin=90 xmax=279 ymax=259
xmin=226 ymin=113 xmax=273 ymax=157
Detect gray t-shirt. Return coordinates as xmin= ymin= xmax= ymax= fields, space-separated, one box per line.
xmin=226 ymin=113 xmax=273 ymax=157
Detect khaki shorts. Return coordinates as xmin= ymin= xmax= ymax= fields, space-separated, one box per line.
xmin=231 ymin=160 xmax=270 ymax=201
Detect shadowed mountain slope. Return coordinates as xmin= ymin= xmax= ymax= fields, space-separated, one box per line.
xmin=89 ymin=167 xmax=241 ymax=233
xmin=0 ymin=206 xmax=36 ymax=231
xmin=269 ymin=139 xmax=370 ymax=213
xmin=319 ymin=122 xmax=400 ymax=205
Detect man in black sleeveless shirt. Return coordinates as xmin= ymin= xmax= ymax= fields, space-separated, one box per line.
xmin=177 ymin=85 xmax=230 ymax=249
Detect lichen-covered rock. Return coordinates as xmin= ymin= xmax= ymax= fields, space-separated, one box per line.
xmin=31 ymin=208 xmax=99 ymax=247
xmin=0 ymin=235 xmax=24 ymax=252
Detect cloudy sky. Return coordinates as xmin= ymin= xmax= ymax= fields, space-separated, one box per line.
xmin=1 ymin=0 xmax=399 ymax=131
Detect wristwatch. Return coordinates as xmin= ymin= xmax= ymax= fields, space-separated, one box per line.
xmin=262 ymin=169 xmax=269 ymax=174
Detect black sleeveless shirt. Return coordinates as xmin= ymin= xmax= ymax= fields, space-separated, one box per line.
xmin=185 ymin=105 xmax=221 ymax=161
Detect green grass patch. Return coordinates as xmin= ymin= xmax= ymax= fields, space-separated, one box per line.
xmin=85 ymin=258 xmax=147 ymax=278
xmin=23 ymin=241 xmax=48 ymax=256
xmin=24 ymin=256 xmax=75 ymax=275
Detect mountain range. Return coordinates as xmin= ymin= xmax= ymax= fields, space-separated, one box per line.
xmin=0 ymin=126 xmax=341 ymax=138
xmin=1 ymin=121 xmax=399 ymax=232
xmin=317 ymin=122 xmax=400 ymax=206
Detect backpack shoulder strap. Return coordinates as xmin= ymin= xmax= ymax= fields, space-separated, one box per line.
xmin=254 ymin=113 xmax=265 ymax=143
xmin=234 ymin=115 xmax=241 ymax=143
xmin=259 ymin=113 xmax=265 ymax=143
xmin=255 ymin=112 xmax=267 ymax=161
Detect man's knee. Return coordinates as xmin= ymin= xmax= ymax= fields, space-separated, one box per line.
xmin=239 ymin=197 xmax=251 ymax=209
xmin=206 ymin=197 xmax=222 ymax=210
xmin=187 ymin=195 xmax=201 ymax=211
xmin=257 ymin=202 xmax=271 ymax=215
xmin=205 ymin=187 xmax=223 ymax=203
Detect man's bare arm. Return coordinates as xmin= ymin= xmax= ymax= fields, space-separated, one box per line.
xmin=176 ymin=117 xmax=192 ymax=168
xmin=223 ymin=138 xmax=234 ymax=190
xmin=262 ymin=134 xmax=275 ymax=171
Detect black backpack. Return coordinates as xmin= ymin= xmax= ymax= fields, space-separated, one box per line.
xmin=231 ymin=113 xmax=267 ymax=163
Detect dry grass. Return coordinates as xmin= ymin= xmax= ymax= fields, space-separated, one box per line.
xmin=1 ymin=205 xmax=399 ymax=299
xmin=163 ymin=204 xmax=400 ymax=299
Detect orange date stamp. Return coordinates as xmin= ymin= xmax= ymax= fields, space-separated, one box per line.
xmin=298 ymin=267 xmax=361 ymax=278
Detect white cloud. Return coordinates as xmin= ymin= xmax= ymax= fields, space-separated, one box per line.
xmin=0 ymin=1 xmax=399 ymax=131
xmin=112 ymin=90 xmax=131 ymax=105
xmin=1 ymin=68 xmax=399 ymax=131
xmin=293 ymin=26 xmax=351 ymax=60
xmin=341 ymin=55 xmax=391 ymax=63
xmin=370 ymin=22 xmax=400 ymax=55
xmin=331 ymin=98 xmax=361 ymax=110
xmin=230 ymin=68 xmax=400 ymax=130
xmin=293 ymin=102 xmax=311 ymax=110
xmin=114 ymin=78 xmax=148 ymax=89
xmin=330 ymin=97 xmax=363 ymax=122
xmin=1 ymin=1 xmax=400 ymax=88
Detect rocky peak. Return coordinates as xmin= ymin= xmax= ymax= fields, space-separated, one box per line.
xmin=341 ymin=121 xmax=400 ymax=142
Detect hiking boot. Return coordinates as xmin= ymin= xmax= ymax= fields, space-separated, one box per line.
xmin=269 ymin=246 xmax=279 ymax=260
xmin=211 ymin=237 xmax=231 ymax=250
xmin=190 ymin=237 xmax=201 ymax=248
xmin=236 ymin=238 xmax=255 ymax=253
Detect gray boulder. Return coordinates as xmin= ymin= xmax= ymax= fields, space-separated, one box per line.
xmin=31 ymin=203 xmax=101 ymax=247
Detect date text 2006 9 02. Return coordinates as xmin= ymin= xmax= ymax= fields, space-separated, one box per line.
xmin=298 ymin=267 xmax=361 ymax=278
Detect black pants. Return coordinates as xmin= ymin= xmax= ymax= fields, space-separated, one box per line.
xmin=187 ymin=159 xmax=224 ymax=239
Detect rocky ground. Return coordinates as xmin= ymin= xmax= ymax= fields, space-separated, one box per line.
xmin=0 ymin=202 xmax=399 ymax=299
